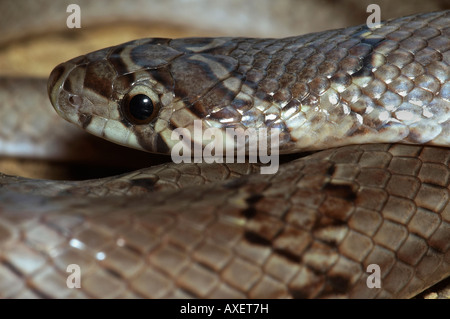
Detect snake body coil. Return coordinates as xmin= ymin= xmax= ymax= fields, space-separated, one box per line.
xmin=0 ymin=10 xmax=449 ymax=298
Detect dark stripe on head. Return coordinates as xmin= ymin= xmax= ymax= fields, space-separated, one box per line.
xmin=84 ymin=61 xmax=116 ymax=98
xmin=170 ymin=54 xmax=238 ymax=116
xmin=148 ymin=68 xmax=174 ymax=91
xmin=113 ymin=72 xmax=136 ymax=97
xmin=129 ymin=44 xmax=182 ymax=69
xmin=109 ymin=45 xmax=130 ymax=75
xmin=63 ymin=64 xmax=86 ymax=95
xmin=169 ymin=37 xmax=238 ymax=55
xmin=194 ymin=78 xmax=243 ymax=118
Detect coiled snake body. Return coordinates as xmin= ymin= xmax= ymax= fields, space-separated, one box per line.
xmin=0 ymin=10 xmax=449 ymax=298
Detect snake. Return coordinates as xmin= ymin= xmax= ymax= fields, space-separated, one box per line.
xmin=0 ymin=9 xmax=449 ymax=299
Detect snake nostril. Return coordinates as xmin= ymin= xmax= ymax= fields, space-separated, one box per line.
xmin=68 ymin=95 xmax=82 ymax=107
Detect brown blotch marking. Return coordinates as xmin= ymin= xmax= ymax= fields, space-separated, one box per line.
xmin=274 ymin=248 xmax=302 ymax=263
xmin=190 ymin=100 xmax=209 ymax=118
xmin=288 ymin=266 xmax=324 ymax=299
xmin=130 ymin=178 xmax=158 ymax=191
xmin=243 ymin=231 xmax=272 ymax=247
xmin=326 ymin=165 xmax=336 ymax=176
xmin=323 ymin=275 xmax=351 ymax=296
xmin=289 ymin=288 xmax=310 ymax=299
xmin=351 ymin=32 xmax=385 ymax=77
xmin=313 ymin=216 xmax=347 ymax=231
xmin=351 ymin=57 xmax=374 ymax=77
xmin=241 ymin=194 xmax=264 ymax=219
xmin=241 ymin=207 xmax=257 ymax=219
xmin=320 ymin=197 xmax=354 ymax=219
xmin=84 ymin=60 xmax=116 ymax=98
xmin=323 ymin=183 xmax=357 ymax=201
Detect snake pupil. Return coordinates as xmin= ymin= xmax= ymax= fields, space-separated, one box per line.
xmin=128 ymin=94 xmax=154 ymax=121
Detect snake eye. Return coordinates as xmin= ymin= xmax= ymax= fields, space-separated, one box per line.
xmin=122 ymin=93 xmax=159 ymax=125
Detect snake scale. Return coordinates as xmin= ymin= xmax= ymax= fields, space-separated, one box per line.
xmin=0 ymin=10 xmax=449 ymax=298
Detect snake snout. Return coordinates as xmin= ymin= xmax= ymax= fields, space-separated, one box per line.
xmin=47 ymin=63 xmax=65 ymax=101
xmin=48 ymin=62 xmax=71 ymax=114
xmin=47 ymin=61 xmax=80 ymax=122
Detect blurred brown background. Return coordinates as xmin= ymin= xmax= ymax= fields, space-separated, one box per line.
xmin=1 ymin=0 xmax=448 ymax=78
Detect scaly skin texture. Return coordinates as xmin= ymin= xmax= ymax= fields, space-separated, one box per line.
xmin=49 ymin=11 xmax=449 ymax=155
xmin=0 ymin=11 xmax=449 ymax=298
xmin=0 ymin=144 xmax=449 ymax=298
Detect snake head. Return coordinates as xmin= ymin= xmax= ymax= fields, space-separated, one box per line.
xmin=47 ymin=38 xmax=188 ymax=154
xmin=47 ymin=37 xmax=253 ymax=155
